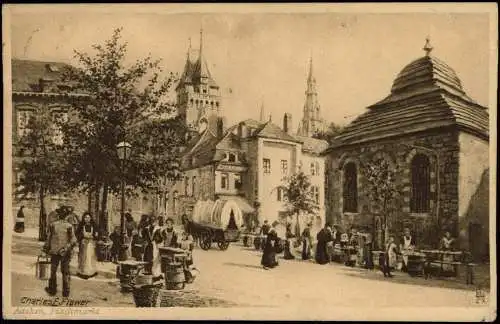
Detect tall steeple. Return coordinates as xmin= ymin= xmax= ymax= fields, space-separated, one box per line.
xmin=259 ymin=100 xmax=265 ymax=122
xmin=175 ymin=29 xmax=221 ymax=133
xmin=297 ymin=55 xmax=324 ymax=137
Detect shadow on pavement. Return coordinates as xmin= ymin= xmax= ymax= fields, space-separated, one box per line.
xmin=223 ymin=262 xmax=263 ymax=270
xmin=341 ymin=269 xmax=478 ymax=291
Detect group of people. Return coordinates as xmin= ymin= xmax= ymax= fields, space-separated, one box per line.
xmin=40 ymin=205 xmax=195 ymax=297
xmin=109 ymin=213 xmax=195 ymax=280
xmin=42 ymin=206 xmax=97 ymax=297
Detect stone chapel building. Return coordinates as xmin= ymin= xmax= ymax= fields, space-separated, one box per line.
xmin=324 ymin=39 xmax=489 ymax=261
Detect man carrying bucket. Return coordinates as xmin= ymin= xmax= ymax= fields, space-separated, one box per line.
xmin=43 ymin=206 xmax=77 ymax=297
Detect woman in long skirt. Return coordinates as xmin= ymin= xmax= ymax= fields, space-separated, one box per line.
xmin=14 ymin=205 xmax=25 ymax=233
xmin=261 ymin=221 xmax=280 ymax=269
xmin=301 ymin=224 xmax=313 ymax=260
xmin=283 ymin=223 xmax=296 ymax=260
xmin=76 ymin=212 xmax=98 ymax=279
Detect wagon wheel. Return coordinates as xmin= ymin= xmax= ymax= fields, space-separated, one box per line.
xmin=200 ymin=232 xmax=212 ymax=250
xmin=218 ymin=241 xmax=230 ymax=251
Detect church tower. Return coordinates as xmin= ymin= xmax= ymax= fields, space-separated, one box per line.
xmin=176 ymin=29 xmax=222 ymax=133
xmin=297 ymin=56 xmax=325 ymax=137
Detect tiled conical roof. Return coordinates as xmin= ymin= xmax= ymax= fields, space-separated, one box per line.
xmin=390 ymin=55 xmax=465 ymax=96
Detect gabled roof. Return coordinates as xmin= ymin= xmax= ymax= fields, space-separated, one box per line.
xmin=293 ymin=135 xmax=328 ymax=154
xmin=253 ymin=121 xmax=302 ymax=144
xmin=11 ymin=59 xmax=80 ymax=93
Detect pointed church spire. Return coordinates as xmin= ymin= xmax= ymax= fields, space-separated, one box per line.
xmin=259 ymin=101 xmax=266 ymax=122
xmin=307 ymin=54 xmax=314 ymax=82
xmin=187 ymin=37 xmax=192 ymax=60
xmin=199 ymin=28 xmax=203 ymax=58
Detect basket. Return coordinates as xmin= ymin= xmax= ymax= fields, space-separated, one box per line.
xmin=132 ymin=283 xmax=162 ymax=307
xmin=35 ymin=254 xmax=51 ymax=281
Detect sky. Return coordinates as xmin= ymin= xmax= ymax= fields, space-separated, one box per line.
xmin=6 ymin=5 xmax=494 ymax=130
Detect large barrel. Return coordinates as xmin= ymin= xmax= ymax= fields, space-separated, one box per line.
xmin=165 ymin=262 xmax=185 ymax=290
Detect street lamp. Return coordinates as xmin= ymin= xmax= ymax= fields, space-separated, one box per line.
xmin=117 ymin=141 xmax=132 ymax=261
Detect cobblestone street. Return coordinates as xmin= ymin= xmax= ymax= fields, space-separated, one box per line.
xmin=10 ymin=233 xmax=490 ymax=310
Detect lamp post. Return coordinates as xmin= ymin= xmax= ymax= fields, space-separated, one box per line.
xmin=117 ymin=141 xmax=132 ymax=261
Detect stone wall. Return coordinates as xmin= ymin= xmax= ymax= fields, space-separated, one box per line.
xmin=325 ymin=127 xmax=460 ymax=248
xmin=457 ymin=131 xmax=489 ymax=259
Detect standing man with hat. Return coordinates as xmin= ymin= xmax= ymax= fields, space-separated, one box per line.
xmin=43 ymin=206 xmax=77 ymax=297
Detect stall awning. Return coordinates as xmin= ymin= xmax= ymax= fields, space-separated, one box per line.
xmin=218 ymin=195 xmax=255 ymax=214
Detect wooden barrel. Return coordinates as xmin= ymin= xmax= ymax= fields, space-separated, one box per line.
xmin=165 ymin=262 xmax=185 ymax=290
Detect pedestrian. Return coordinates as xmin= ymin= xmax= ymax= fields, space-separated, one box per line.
xmin=142 ymin=215 xmax=163 ymax=278
xmin=382 ymin=235 xmax=398 ymax=278
xmin=179 ymin=231 xmax=195 ymax=267
xmin=76 ymin=212 xmax=98 ymax=279
xmin=131 ymin=215 xmax=147 ymax=261
xmin=109 ymin=226 xmax=121 ymax=263
xmin=14 ymin=205 xmax=25 ymax=233
xmin=283 ymin=223 xmax=296 ymax=260
xmin=157 ymin=216 xmax=165 ymax=228
xmin=315 ymin=223 xmax=334 ymax=265
xmin=399 ymin=227 xmax=415 ymax=272
xmin=301 ymin=223 xmax=313 ymax=260
xmin=43 ymin=206 xmax=77 ymax=297
xmin=161 ymin=217 xmax=179 ymax=248
xmin=364 ymin=233 xmax=374 ymax=270
xmin=261 ymin=221 xmax=280 ymax=270
xmin=260 ymin=220 xmax=270 ymax=250
xmin=125 ymin=212 xmax=137 ymax=238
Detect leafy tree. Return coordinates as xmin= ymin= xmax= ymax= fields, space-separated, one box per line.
xmin=312 ymin=122 xmax=344 ymax=144
xmin=282 ymin=171 xmax=319 ymax=237
xmin=16 ymin=107 xmax=68 ymax=241
xmin=59 ymin=27 xmax=186 ymax=236
xmin=360 ymin=156 xmax=400 ymax=246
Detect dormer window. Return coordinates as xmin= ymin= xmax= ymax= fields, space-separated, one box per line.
xmin=46 ymin=64 xmax=59 ymax=72
xmin=228 ymin=153 xmax=236 ymax=163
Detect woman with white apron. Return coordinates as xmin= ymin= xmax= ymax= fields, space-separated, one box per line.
xmin=400 ymin=228 xmax=415 ymax=272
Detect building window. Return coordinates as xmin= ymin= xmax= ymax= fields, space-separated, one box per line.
xmin=17 ymin=110 xmax=33 ymax=138
xmin=184 ymin=177 xmax=189 ymax=196
xmin=311 ymin=186 xmax=320 ymax=204
xmin=263 ymin=158 xmax=271 ymax=174
xmin=228 ymin=153 xmax=236 ymax=162
xmin=173 ymin=191 xmax=178 ymax=214
xmin=192 ymin=176 xmax=197 ymax=197
xmin=52 ymin=112 xmax=67 ymax=145
xmin=310 ymin=162 xmax=316 ymax=175
xmin=315 ymin=162 xmax=320 ymax=176
xmin=221 ymin=173 xmax=229 ymax=190
xmin=411 ymin=154 xmax=431 ymax=213
xmin=280 ymin=160 xmax=288 ymax=175
xmin=343 ymin=162 xmax=358 ymax=213
xmin=234 ymin=174 xmax=242 ymax=189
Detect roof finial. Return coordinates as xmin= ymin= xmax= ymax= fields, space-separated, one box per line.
xmin=423 ymin=36 xmax=433 ymax=56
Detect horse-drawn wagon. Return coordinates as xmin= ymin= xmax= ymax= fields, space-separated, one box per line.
xmin=185 ymin=198 xmax=253 ymax=251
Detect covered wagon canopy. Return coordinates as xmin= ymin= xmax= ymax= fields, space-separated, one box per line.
xmin=191 ymin=196 xmax=255 ymax=229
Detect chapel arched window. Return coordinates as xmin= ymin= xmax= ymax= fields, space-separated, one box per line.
xmin=411 ymin=154 xmax=431 ymax=213
xmin=343 ymin=162 xmax=358 ymax=213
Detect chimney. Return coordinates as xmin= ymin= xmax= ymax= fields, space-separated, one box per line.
xmin=283 ymin=113 xmax=292 ymax=134
xmin=39 ymin=77 xmax=55 ymax=92
xmin=217 ymin=117 xmax=224 ymax=139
